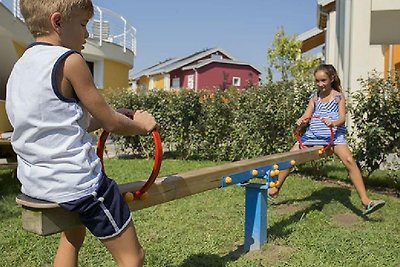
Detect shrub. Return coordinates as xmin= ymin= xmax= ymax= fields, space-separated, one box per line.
xmin=102 ymin=82 xmax=314 ymax=161
xmin=349 ymin=73 xmax=400 ymax=177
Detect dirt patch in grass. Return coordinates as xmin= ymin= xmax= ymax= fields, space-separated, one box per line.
xmin=245 ymin=244 xmax=295 ymax=266
xmin=331 ymin=212 xmax=361 ymax=226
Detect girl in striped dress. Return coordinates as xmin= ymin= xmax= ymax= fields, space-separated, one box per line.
xmin=268 ymin=64 xmax=385 ymax=215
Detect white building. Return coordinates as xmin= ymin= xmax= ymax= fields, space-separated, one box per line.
xmin=299 ymin=0 xmax=400 ymax=128
xmin=0 ymin=0 xmax=137 ymax=100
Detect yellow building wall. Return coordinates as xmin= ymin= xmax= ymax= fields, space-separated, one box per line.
xmin=9 ymin=40 xmax=131 ymax=91
xmin=136 ymin=74 xmax=164 ymax=90
xmin=383 ymin=45 xmax=400 ymax=77
xmin=103 ymin=59 xmax=130 ymax=89
xmin=153 ymin=74 xmax=164 ymax=89
xmin=12 ymin=41 xmax=26 ymax=58
xmin=138 ymin=76 xmax=150 ymax=90
xmin=393 ymin=45 xmax=400 ymax=73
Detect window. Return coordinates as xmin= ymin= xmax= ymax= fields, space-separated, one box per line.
xmin=187 ymin=75 xmax=194 ymax=89
xmin=172 ymin=77 xmax=180 ymax=88
xmin=232 ymin=77 xmax=241 ymax=87
xmin=211 ymin=53 xmax=223 ymax=60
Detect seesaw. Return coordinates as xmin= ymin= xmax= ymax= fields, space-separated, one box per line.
xmin=16 ymin=118 xmax=333 ymax=252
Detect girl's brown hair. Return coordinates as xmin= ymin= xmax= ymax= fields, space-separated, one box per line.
xmin=314 ymin=64 xmax=342 ymax=92
xmin=20 ymin=0 xmax=94 ymax=37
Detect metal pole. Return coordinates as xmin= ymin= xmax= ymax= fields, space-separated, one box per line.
xmin=243 ymin=183 xmax=268 ymax=251
xmin=122 ymin=17 xmax=127 ymax=53
xmin=96 ymin=6 xmax=102 ymax=46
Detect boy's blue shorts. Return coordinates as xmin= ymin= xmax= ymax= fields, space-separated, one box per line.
xmin=59 ymin=175 xmax=132 ymax=240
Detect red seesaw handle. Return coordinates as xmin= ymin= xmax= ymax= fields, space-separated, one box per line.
xmin=136 ymin=130 xmax=162 ymax=197
xmin=96 ymin=114 xmax=163 ymax=200
xmin=295 ymin=115 xmax=334 ymax=154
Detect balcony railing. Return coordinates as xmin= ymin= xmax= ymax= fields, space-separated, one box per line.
xmin=0 ymin=0 xmax=136 ymax=55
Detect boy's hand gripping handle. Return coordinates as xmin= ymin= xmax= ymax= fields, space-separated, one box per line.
xmin=96 ymin=112 xmax=163 ymax=200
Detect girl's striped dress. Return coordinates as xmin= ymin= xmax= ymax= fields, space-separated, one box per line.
xmin=300 ymin=92 xmax=346 ymax=145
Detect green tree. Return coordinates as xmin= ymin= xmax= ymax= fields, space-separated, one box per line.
xmin=267 ymin=26 xmax=319 ymax=82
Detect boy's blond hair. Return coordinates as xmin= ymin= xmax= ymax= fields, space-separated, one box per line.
xmin=20 ymin=0 xmax=94 ymax=37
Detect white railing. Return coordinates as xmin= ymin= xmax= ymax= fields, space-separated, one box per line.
xmin=0 ymin=0 xmax=136 ymax=55
xmin=88 ymin=6 xmax=136 ymax=54
xmin=0 ymin=0 xmax=22 ymax=17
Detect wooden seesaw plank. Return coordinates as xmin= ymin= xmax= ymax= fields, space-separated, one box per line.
xmin=16 ymin=147 xmax=324 ymax=235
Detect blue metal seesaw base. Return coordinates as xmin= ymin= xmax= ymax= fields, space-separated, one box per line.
xmin=220 ymin=159 xmax=294 ymax=251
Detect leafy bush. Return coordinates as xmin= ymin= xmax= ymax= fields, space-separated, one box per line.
xmin=190 ymin=90 xmax=235 ymax=160
xmin=349 ymin=73 xmax=400 ymax=177
xmin=102 ymin=73 xmax=399 ymax=185
xmin=103 ymin=81 xmax=314 ymax=161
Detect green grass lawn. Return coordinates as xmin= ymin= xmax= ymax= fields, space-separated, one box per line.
xmin=0 ymin=159 xmax=399 ymax=267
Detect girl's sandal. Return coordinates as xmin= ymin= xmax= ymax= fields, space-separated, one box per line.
xmin=267 ymin=187 xmax=280 ymax=202
xmin=363 ymin=200 xmax=385 ymax=215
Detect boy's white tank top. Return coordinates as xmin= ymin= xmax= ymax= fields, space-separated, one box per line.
xmin=6 ymin=43 xmax=102 ymax=203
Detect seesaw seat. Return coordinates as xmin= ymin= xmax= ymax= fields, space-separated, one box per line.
xmin=16 ymin=194 xmax=59 ymax=209
xmin=16 ymin=194 xmax=81 ymax=235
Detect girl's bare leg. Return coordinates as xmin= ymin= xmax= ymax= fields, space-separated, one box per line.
xmin=268 ymin=143 xmax=300 ymax=197
xmin=102 ymin=221 xmax=145 ymax=267
xmin=54 ymin=225 xmax=86 ymax=267
xmin=333 ymin=144 xmax=370 ymax=206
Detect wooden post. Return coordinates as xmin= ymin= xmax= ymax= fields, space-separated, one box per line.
xmin=16 ymin=147 xmax=324 ymax=236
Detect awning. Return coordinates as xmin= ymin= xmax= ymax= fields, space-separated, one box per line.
xmin=298 ymin=27 xmax=326 ymax=53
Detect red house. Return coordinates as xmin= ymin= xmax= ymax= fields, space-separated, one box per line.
xmin=131 ymin=48 xmax=261 ymax=91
